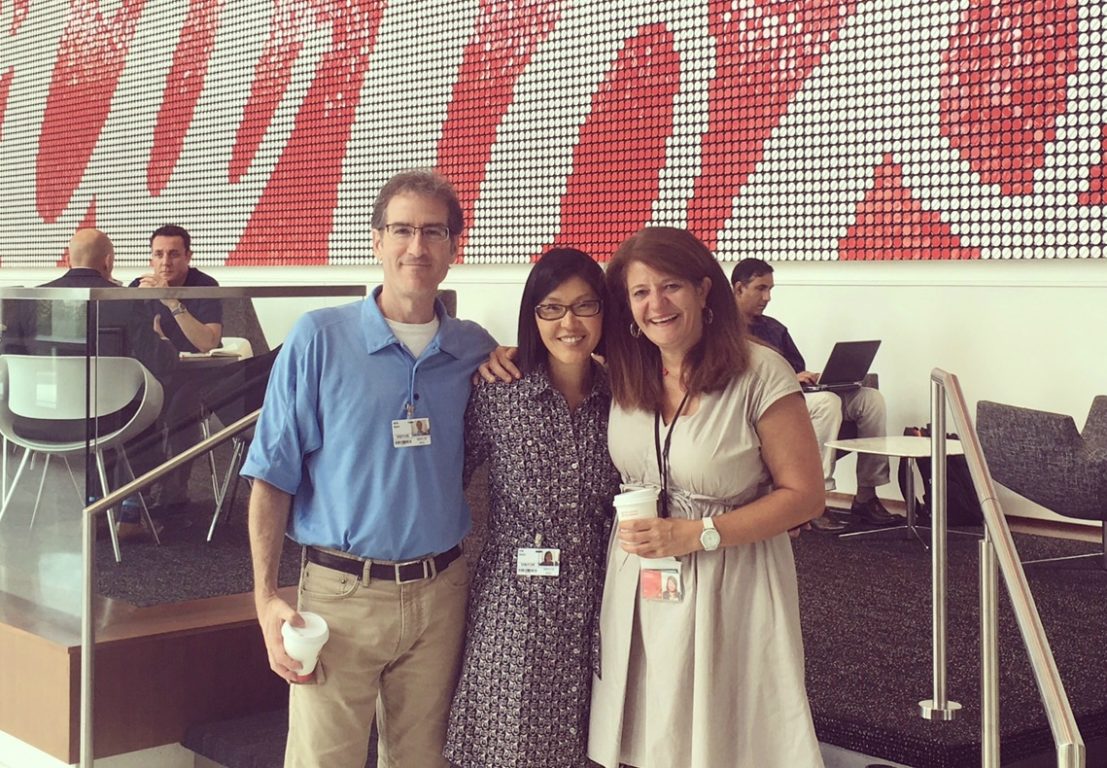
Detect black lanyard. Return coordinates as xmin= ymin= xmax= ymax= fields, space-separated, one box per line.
xmin=654 ymin=391 xmax=690 ymax=518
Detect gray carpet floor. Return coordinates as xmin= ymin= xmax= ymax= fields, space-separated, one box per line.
xmin=96 ymin=474 xmax=1107 ymax=768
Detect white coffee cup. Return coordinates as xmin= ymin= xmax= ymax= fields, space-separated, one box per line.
xmin=613 ymin=487 xmax=660 ymax=521
xmin=281 ymin=611 xmax=329 ymax=676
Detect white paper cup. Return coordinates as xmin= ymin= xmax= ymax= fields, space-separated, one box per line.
xmin=281 ymin=611 xmax=329 ymax=676
xmin=613 ymin=487 xmax=660 ymax=521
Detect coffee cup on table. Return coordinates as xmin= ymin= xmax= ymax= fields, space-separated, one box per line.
xmin=613 ymin=487 xmax=660 ymax=521
xmin=281 ymin=611 xmax=329 ymax=676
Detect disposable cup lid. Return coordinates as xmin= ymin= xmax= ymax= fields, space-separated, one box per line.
xmin=281 ymin=611 xmax=329 ymax=642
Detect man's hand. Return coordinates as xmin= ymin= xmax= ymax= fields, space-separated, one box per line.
xmin=617 ymin=517 xmax=701 ymax=558
xmin=256 ymin=593 xmax=314 ymax=684
xmin=136 ymin=273 xmax=176 ymax=307
xmin=476 ymin=345 xmax=520 ymax=383
xmin=797 ymin=370 xmax=819 ymax=386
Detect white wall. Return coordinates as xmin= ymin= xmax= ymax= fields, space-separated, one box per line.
xmin=5 ymin=257 xmax=1105 ymax=523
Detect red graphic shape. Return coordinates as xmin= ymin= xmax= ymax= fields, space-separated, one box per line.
xmin=686 ymin=0 xmax=857 ymax=250
xmin=0 ymin=67 xmax=13 ymax=143
xmin=839 ymin=156 xmax=980 ymax=260
xmin=227 ymin=1 xmax=306 ymax=183
xmin=551 ymin=24 xmax=679 ymax=262
xmin=35 ymin=0 xmax=147 ymax=223
xmin=10 ymin=0 xmax=29 ymax=35
xmin=59 ymin=196 xmax=98 ymax=267
xmin=435 ymin=0 xmax=563 ymax=260
xmin=228 ymin=0 xmax=386 ymax=265
xmin=147 ymin=0 xmax=224 ymax=195
xmin=1079 ymin=124 xmax=1107 ymax=207
xmin=939 ymin=0 xmax=1080 ymax=197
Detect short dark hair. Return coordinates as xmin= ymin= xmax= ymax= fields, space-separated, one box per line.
xmin=730 ymin=257 xmax=773 ymax=286
xmin=517 ymin=248 xmax=606 ymax=375
xmin=150 ymin=224 xmax=191 ymax=252
xmin=370 ymin=169 xmax=464 ymax=240
xmin=605 ymin=227 xmax=750 ymax=411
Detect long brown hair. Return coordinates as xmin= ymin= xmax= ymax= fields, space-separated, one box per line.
xmin=605 ymin=227 xmax=750 ymax=411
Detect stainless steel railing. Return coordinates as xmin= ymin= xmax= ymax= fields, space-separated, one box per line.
xmin=80 ymin=409 xmax=259 ymax=768
xmin=927 ymin=369 xmax=1083 ymax=767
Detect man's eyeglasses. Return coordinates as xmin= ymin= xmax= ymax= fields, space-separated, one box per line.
xmin=380 ymin=223 xmax=452 ymax=242
xmin=534 ymin=299 xmax=603 ymax=321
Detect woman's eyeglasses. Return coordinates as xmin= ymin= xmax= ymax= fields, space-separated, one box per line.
xmin=534 ymin=299 xmax=602 ymax=321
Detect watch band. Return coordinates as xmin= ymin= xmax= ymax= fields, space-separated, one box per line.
xmin=171 ymin=303 xmax=188 ymax=317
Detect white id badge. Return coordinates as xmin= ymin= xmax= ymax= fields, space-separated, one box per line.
xmin=641 ymin=562 xmax=683 ymax=602
xmin=517 ymin=548 xmax=561 ymax=577
xmin=392 ymin=418 xmax=431 ymax=448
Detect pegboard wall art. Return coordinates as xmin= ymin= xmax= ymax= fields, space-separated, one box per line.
xmin=0 ymin=0 xmax=1103 ymax=266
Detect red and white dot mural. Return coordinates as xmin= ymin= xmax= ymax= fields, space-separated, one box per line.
xmin=0 ymin=0 xmax=1103 ymax=266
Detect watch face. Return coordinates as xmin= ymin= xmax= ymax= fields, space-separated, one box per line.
xmin=701 ymin=528 xmax=721 ymax=551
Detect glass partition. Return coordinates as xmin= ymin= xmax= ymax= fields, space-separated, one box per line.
xmin=0 ymin=286 xmax=365 ymax=630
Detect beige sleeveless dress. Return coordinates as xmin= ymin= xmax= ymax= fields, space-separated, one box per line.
xmin=588 ymin=345 xmax=823 ymax=768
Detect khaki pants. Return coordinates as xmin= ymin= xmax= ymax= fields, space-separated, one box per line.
xmin=806 ymin=387 xmax=891 ymax=490
xmin=285 ymin=553 xmax=470 ymax=768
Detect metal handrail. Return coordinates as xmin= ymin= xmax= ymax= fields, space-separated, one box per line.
xmin=80 ymin=409 xmax=259 ymax=768
xmin=930 ymin=369 xmax=1084 ymax=767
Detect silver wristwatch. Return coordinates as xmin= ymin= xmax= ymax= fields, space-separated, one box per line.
xmin=700 ymin=517 xmax=721 ymax=551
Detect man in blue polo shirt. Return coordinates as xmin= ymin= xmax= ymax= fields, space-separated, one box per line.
xmin=242 ymin=170 xmax=497 ymax=768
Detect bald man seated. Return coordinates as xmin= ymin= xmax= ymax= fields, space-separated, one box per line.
xmin=41 ymin=229 xmax=175 ymax=370
xmin=2 ymin=228 xmax=173 ymax=367
xmin=42 ymin=228 xmax=123 ymax=288
xmin=1 ymin=229 xmax=176 ymax=539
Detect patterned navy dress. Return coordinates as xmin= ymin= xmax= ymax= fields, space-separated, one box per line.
xmin=444 ymin=366 xmax=620 ymax=768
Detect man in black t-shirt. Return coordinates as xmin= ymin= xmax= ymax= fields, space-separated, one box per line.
xmin=129 ymin=224 xmax=222 ymax=353
xmin=127 ymin=225 xmax=224 ymax=512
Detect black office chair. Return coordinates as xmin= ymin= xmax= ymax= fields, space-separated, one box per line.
xmin=976 ymin=397 xmax=1107 ymax=570
xmin=221 ymin=297 xmax=270 ymax=356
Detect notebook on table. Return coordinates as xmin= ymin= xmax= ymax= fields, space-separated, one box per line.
xmin=801 ymin=340 xmax=881 ymax=393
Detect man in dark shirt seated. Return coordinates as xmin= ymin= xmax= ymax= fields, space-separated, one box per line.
xmin=128 ymin=224 xmax=223 ymax=513
xmin=1 ymin=229 xmax=176 ymax=539
xmin=129 ymin=224 xmax=223 ymax=353
xmin=731 ymin=258 xmax=896 ymax=531
xmin=41 ymin=230 xmax=174 ymax=367
xmin=2 ymin=227 xmax=175 ymax=393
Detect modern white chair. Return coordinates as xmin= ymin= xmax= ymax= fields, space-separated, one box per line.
xmin=0 ymin=355 xmax=164 ymax=562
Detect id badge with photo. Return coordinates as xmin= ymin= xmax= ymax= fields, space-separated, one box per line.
xmin=640 ymin=561 xmax=683 ymax=603
xmin=516 ymin=547 xmax=561 ymax=577
xmin=392 ymin=418 xmax=431 ymax=448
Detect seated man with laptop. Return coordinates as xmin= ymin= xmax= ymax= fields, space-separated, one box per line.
xmin=731 ymin=258 xmax=896 ymax=530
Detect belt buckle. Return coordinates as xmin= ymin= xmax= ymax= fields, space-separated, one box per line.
xmin=393 ymin=556 xmax=435 ymax=584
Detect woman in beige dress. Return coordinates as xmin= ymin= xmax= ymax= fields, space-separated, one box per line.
xmin=588 ymin=227 xmax=826 ymax=768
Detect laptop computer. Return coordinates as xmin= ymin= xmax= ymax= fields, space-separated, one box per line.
xmin=801 ymin=340 xmax=881 ymax=393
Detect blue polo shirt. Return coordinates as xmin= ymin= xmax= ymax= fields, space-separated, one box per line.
xmin=241 ymin=288 xmax=497 ymax=560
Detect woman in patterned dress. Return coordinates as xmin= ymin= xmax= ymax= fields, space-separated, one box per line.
xmin=587 ymin=228 xmax=826 ymax=768
xmin=444 ymin=248 xmax=621 ymax=768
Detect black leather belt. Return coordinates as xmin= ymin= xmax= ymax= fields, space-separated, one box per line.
xmin=305 ymin=545 xmax=461 ymax=584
